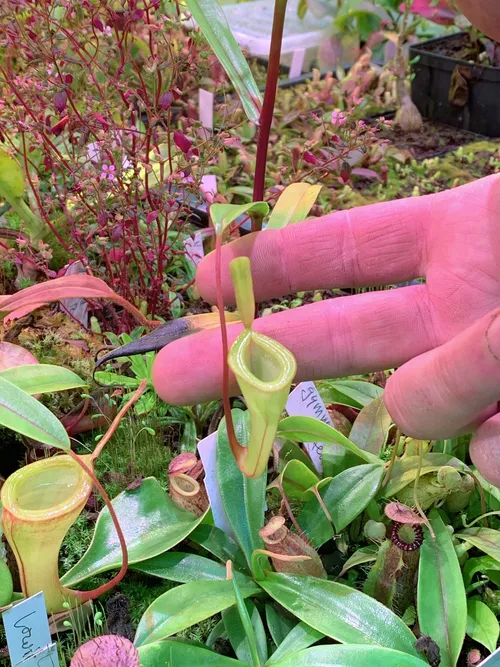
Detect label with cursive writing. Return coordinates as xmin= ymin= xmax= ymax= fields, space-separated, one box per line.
xmin=18 ymin=643 xmax=59 ymax=666
xmin=197 ymin=432 xmax=235 ymax=538
xmin=286 ymin=381 xmax=336 ymax=473
xmin=2 ymin=592 xmax=58 ymax=667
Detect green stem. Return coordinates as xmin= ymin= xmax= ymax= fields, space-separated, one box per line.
xmin=252 ymin=0 xmax=288 ymax=226
xmin=10 ymin=198 xmax=45 ymax=242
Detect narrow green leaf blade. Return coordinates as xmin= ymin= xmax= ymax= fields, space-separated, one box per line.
xmin=211 ymin=202 xmax=269 ymax=237
xmin=466 ymin=598 xmax=499 ymax=654
xmin=266 ymin=184 xmax=322 ymax=230
xmin=270 ymin=645 xmax=428 ymax=667
xmin=265 ymin=603 xmax=297 ymax=650
xmin=385 ymin=454 xmax=469 ymax=497
xmin=0 ymin=364 xmax=86 ymax=395
xmin=189 ymin=524 xmax=249 ymax=573
xmin=349 ymin=396 xmax=392 ymax=455
xmin=417 ymin=509 xmax=467 ymax=667
xmin=222 ymin=599 xmax=267 ymax=665
xmin=138 ymin=638 xmax=249 ymax=666
xmin=463 ymin=556 xmax=500 ymax=588
xmin=0 ymin=375 xmax=70 ymax=450
xmin=277 ymin=416 xmax=381 ymax=465
xmin=61 ymin=478 xmax=207 ymax=586
xmin=134 ymin=579 xmax=260 ymax=647
xmin=456 ymin=528 xmax=500 ymax=562
xmin=217 ymin=410 xmax=266 ymax=566
xmin=185 ymin=0 xmax=262 ymax=122
xmin=260 ymin=573 xmax=420 ymax=656
xmin=298 ymin=464 xmax=385 ymax=546
xmin=339 ymin=545 xmax=378 ymax=577
xmin=273 ymin=459 xmax=320 ymax=501
xmin=267 ymin=621 xmax=324 ymax=665
xmin=318 ymin=380 xmax=383 ymax=409
xmin=94 ymin=370 xmax=141 ymax=388
xmin=131 ymin=552 xmax=228 ymax=583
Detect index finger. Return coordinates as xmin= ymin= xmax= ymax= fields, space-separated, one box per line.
xmin=197 ymin=193 xmax=430 ymax=304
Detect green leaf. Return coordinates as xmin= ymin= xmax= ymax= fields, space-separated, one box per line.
xmin=61 ymin=478 xmax=206 ymax=587
xmin=0 ymin=375 xmax=70 ymax=450
xmin=349 ymin=396 xmax=392 ymax=455
xmin=180 ymin=420 xmax=197 ymax=453
xmin=185 ymin=0 xmax=262 ymax=123
xmin=0 ymin=147 xmax=25 ymax=200
xmin=322 ymin=442 xmax=368 ymax=479
xmin=94 ymin=370 xmax=141 ymax=388
xmin=339 ymin=545 xmax=378 ymax=577
xmin=269 ymin=645 xmax=427 ymax=666
xmin=206 ymin=619 xmax=227 ymax=649
xmin=277 ymin=416 xmax=381 ymax=465
xmin=138 ymin=638 xmax=249 ymax=666
xmin=456 ymin=528 xmax=500 ymax=562
xmin=298 ymin=464 xmax=385 ymax=547
xmin=266 ymin=184 xmax=322 ymax=230
xmin=466 ymin=598 xmax=499 ymax=654
xmin=210 ymin=202 xmax=269 ymax=237
xmin=385 ymin=454 xmax=469 ymax=497
xmin=131 ymin=552 xmax=228 ymax=583
xmin=417 ymin=509 xmax=467 ymax=667
xmin=267 ymin=621 xmax=324 ymax=665
xmin=318 ymin=380 xmax=383 ymax=409
xmin=217 ymin=410 xmax=266 ymax=566
xmin=222 ymin=599 xmax=267 ymax=665
xmin=463 ymin=556 xmax=500 ymax=588
xmin=189 ymin=524 xmax=249 ymax=573
xmin=265 ymin=604 xmax=297 ymax=649
xmin=278 ymin=440 xmax=317 ymax=473
xmin=0 ymin=364 xmax=86 ymax=395
xmin=134 ymin=579 xmax=260 ymax=647
xmin=270 ymin=459 xmax=320 ymax=501
xmin=260 ymin=573 xmax=420 ymax=656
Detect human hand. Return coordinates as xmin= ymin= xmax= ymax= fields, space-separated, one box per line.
xmin=153 ymin=175 xmax=500 ymax=484
xmin=454 ymin=0 xmax=500 ymax=43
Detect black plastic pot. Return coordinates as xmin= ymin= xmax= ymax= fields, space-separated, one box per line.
xmin=410 ymin=32 xmax=500 ymax=137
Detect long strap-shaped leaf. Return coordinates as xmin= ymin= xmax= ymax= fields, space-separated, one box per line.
xmin=418 ymin=509 xmax=467 ymax=667
xmin=0 ymin=274 xmax=153 ymax=326
xmin=185 ymin=0 xmax=262 ymax=123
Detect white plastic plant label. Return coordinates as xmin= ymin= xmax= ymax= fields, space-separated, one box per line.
xmin=479 ymin=647 xmax=500 ymax=666
xmin=197 ymin=432 xmax=235 ymax=538
xmin=17 ymin=644 xmax=59 ymax=666
xmin=2 ymin=592 xmax=59 ymax=666
xmin=198 ymin=89 xmax=214 ymax=130
xmin=222 ymin=0 xmax=329 ymax=58
xmin=200 ymin=174 xmax=218 ymax=198
xmin=286 ymin=381 xmax=335 ymax=473
xmin=184 ymin=232 xmax=205 ymax=267
xmin=289 ymin=48 xmax=306 ymax=78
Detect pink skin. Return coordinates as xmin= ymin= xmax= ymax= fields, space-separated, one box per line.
xmin=454 ymin=0 xmax=500 ymax=43
xmin=153 ymin=175 xmax=500 ymax=485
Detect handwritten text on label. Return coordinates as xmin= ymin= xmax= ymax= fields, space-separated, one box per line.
xmin=2 ymin=592 xmax=56 ymax=667
xmin=286 ymin=381 xmax=335 ymax=473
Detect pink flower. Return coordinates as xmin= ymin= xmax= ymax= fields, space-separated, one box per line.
xmin=104 ymin=25 xmax=113 ymax=37
xmin=331 ymin=110 xmax=346 ymax=127
xmin=100 ymin=163 xmax=116 ymax=180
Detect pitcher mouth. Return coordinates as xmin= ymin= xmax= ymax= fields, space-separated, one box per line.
xmin=1 ymin=455 xmax=93 ymax=521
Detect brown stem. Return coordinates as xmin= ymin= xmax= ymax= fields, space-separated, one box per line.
xmin=91 ymin=380 xmax=148 ymax=460
xmin=67 ymin=450 xmax=128 ymax=600
xmin=215 ymin=234 xmax=244 ymax=465
xmin=252 ymin=0 xmax=288 ymax=223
